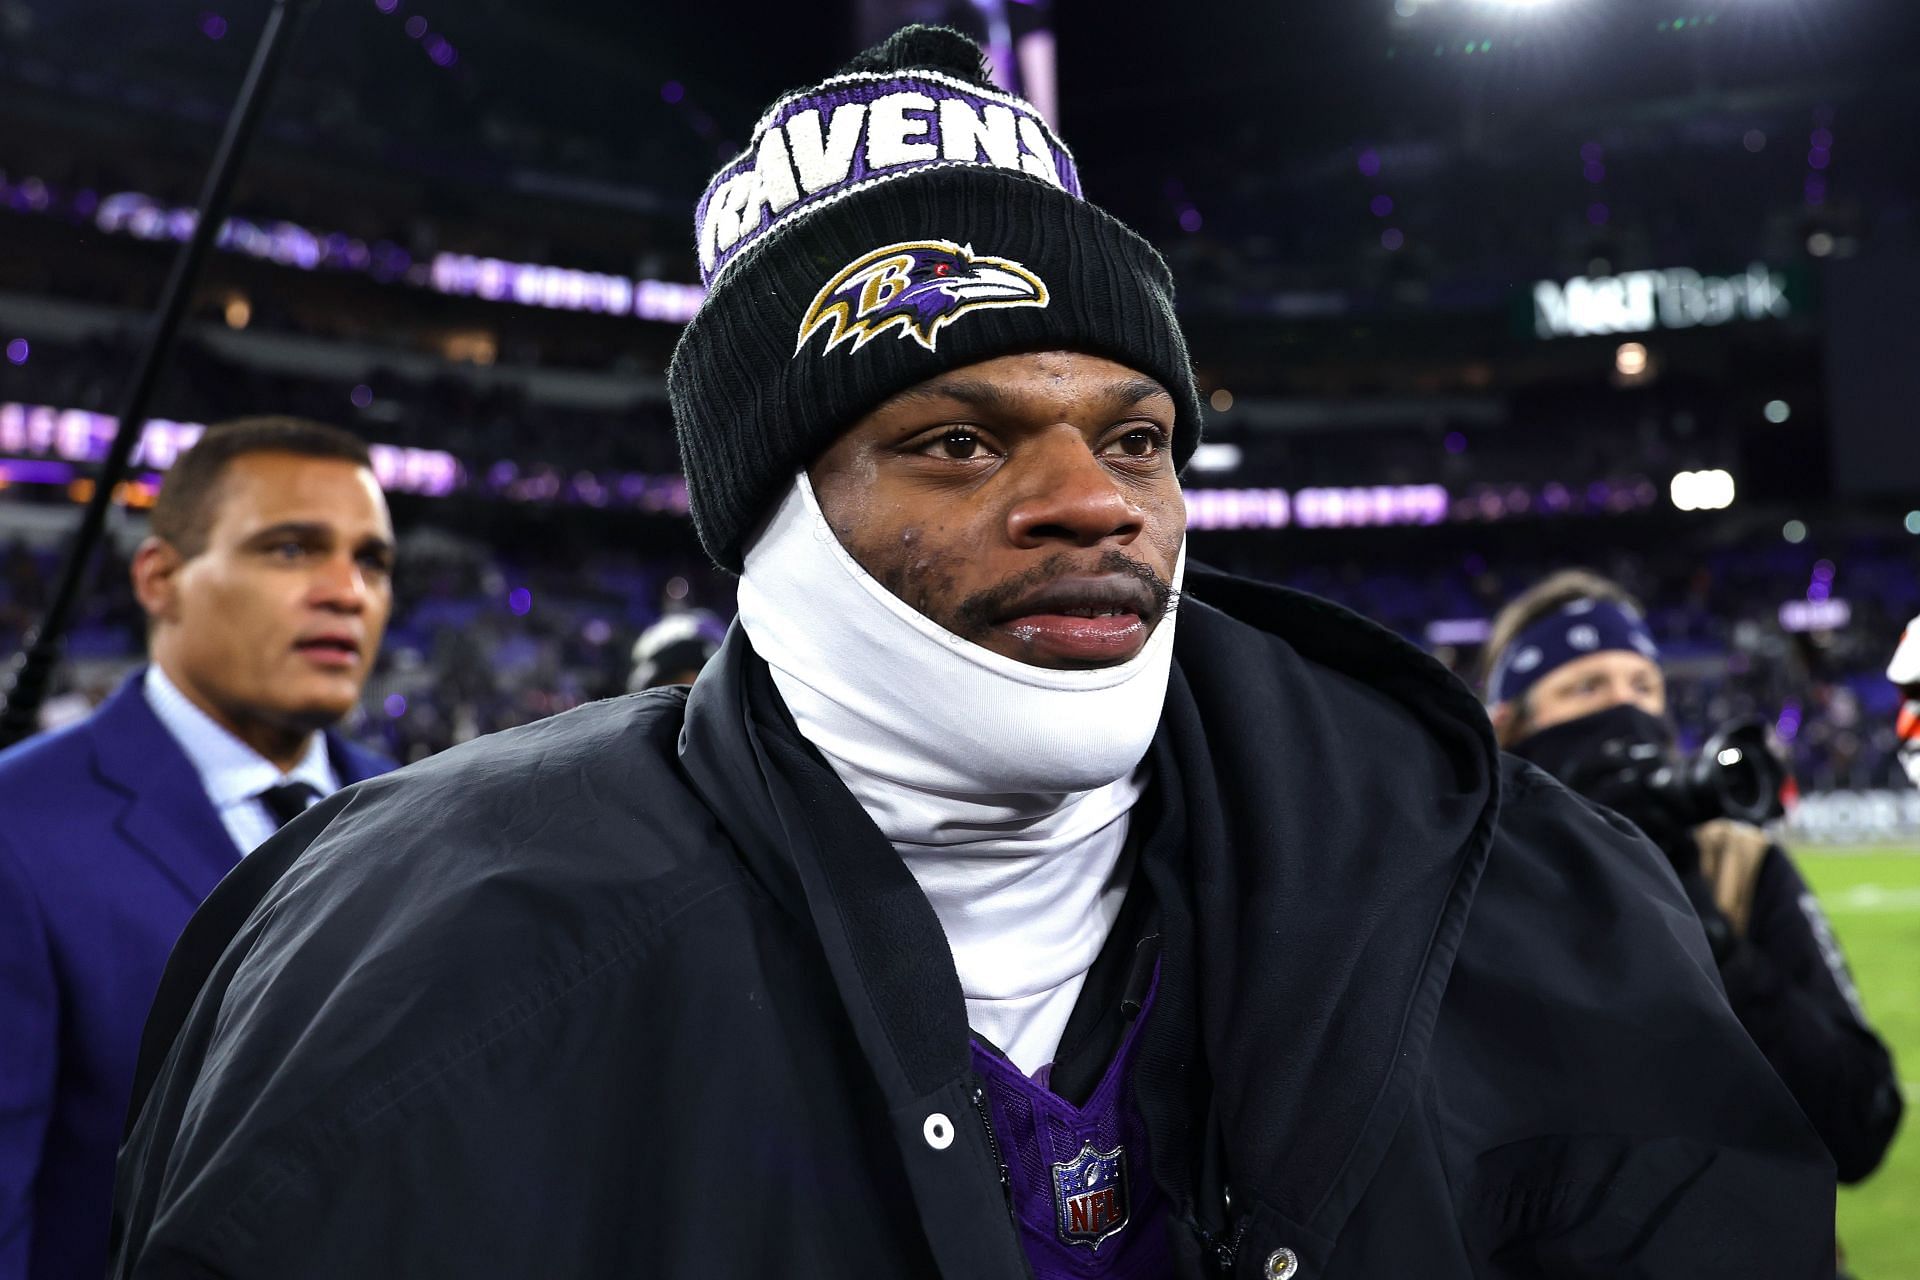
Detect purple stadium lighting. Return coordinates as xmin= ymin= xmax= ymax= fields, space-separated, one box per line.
xmin=0 ymin=401 xmax=461 ymax=496
xmin=1381 ymin=228 xmax=1405 ymax=250
xmin=350 ymin=384 xmax=374 ymax=408
xmin=384 ymin=693 xmax=407 ymax=718
xmin=508 ymin=588 xmax=533 ymax=616
xmin=661 ymin=80 xmax=685 ymax=104
xmin=374 ymin=0 xmax=399 ymax=10
xmin=1444 ymin=431 xmax=1466 ymax=455
xmin=198 ymin=11 xmax=228 ymax=40
xmin=1583 ymin=161 xmax=1605 ymax=183
xmin=4 ymin=339 xmax=27 ymax=366
xmin=1586 ymin=202 xmax=1609 ymax=225
xmin=1805 ymin=116 xmax=1833 ymax=205
xmin=1178 ymin=207 xmax=1204 ymax=233
xmin=1370 ymin=194 xmax=1394 ymax=217
xmin=404 ymin=15 xmax=427 ymax=37
xmin=0 ymin=460 xmax=71 ymax=485
xmin=1357 ymin=148 xmax=1381 ymax=178
xmin=426 ymin=36 xmax=457 ymax=66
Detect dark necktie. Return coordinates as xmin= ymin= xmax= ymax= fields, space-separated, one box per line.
xmin=259 ymin=781 xmax=321 ymax=829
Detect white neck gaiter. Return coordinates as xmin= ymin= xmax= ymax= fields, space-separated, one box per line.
xmin=737 ymin=474 xmax=1182 ymax=1074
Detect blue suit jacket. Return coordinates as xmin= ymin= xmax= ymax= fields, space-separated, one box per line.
xmin=0 ymin=672 xmax=389 ymax=1280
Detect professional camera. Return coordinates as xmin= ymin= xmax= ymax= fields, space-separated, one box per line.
xmin=1514 ymin=706 xmax=1787 ymax=848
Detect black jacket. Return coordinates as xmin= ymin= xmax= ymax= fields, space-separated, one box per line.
xmin=1699 ymin=840 xmax=1904 ymax=1183
xmin=113 ymin=568 xmax=1835 ymax=1279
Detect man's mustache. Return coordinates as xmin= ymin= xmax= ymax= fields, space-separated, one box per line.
xmin=950 ymin=550 xmax=1179 ymax=641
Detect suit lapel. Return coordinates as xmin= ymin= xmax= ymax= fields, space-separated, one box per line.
xmin=326 ymin=732 xmax=390 ymax=786
xmin=89 ymin=674 xmax=242 ymax=905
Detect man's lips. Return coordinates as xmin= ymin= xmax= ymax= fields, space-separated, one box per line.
xmin=990 ymin=575 xmax=1159 ymax=664
xmin=293 ymin=634 xmax=364 ymax=669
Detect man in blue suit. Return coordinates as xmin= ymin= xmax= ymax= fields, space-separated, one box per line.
xmin=0 ymin=418 xmax=395 ymax=1279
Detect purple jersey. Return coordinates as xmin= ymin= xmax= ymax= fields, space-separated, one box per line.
xmin=970 ymin=975 xmax=1172 ymax=1279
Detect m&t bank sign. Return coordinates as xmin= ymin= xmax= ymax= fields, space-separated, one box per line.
xmin=1532 ymin=263 xmax=1791 ymax=339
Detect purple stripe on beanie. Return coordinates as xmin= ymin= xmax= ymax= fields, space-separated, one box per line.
xmin=696 ymin=71 xmax=1081 ymax=286
xmin=1490 ymin=597 xmax=1661 ymax=706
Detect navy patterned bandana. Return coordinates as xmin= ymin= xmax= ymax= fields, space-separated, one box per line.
xmin=1490 ymin=598 xmax=1662 ymax=706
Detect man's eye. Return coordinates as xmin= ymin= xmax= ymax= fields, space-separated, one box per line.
xmin=924 ymin=430 xmax=989 ymax=461
xmin=268 ymin=542 xmax=307 ymax=561
xmin=1103 ymin=426 xmax=1168 ymax=459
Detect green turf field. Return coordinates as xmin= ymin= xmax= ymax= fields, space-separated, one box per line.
xmin=1797 ymin=844 xmax=1920 ymax=1278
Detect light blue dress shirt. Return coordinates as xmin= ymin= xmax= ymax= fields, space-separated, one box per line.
xmin=142 ymin=665 xmax=341 ymax=856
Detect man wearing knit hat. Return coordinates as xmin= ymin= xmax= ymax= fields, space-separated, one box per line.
xmin=114 ymin=29 xmax=1832 ymax=1280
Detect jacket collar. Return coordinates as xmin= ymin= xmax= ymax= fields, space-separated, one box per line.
xmin=680 ymin=564 xmax=1501 ymax=1254
xmin=1152 ymin=566 xmax=1499 ymax=1247
xmin=682 ymin=641 xmax=969 ymax=1098
xmin=681 ymin=638 xmax=1033 ymax=1278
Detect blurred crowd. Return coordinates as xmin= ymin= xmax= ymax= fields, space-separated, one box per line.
xmin=6 ymin=525 xmax=1911 ymax=787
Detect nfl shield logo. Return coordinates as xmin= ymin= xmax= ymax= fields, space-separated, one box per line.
xmin=1051 ymin=1142 xmax=1130 ymax=1251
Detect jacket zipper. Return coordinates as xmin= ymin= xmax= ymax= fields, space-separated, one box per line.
xmin=968 ymin=1084 xmax=1013 ymax=1208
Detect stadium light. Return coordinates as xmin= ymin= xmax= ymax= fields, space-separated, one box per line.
xmin=1669 ymin=469 xmax=1736 ymax=512
xmin=1189 ymin=443 xmax=1244 ymax=473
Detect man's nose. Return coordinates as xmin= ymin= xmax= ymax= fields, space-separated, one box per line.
xmin=309 ymin=554 xmax=370 ymax=612
xmin=1004 ymin=428 xmax=1144 ymax=550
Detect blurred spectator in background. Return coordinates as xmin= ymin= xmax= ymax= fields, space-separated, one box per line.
xmin=626 ymin=610 xmax=726 ymax=692
xmin=0 ymin=418 xmax=395 ymax=1280
xmin=1889 ymin=617 xmax=1920 ymax=789
xmin=1485 ymin=569 xmax=1904 ymax=1189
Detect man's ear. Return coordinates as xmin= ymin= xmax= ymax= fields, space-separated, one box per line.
xmin=131 ymin=536 xmax=185 ymax=625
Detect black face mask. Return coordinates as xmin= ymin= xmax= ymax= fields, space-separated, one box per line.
xmin=1510 ymin=703 xmax=1689 ymax=851
xmin=1511 ymin=702 xmax=1674 ymax=786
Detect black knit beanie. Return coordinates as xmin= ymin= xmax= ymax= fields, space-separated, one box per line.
xmin=668 ymin=25 xmax=1205 ymax=571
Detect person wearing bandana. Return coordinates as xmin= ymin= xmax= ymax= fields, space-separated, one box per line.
xmin=114 ymin=29 xmax=1835 ymax=1280
xmin=1486 ymin=569 xmax=1903 ymax=1200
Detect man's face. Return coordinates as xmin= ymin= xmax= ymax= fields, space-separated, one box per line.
xmin=808 ymin=351 xmax=1185 ymax=670
xmin=1521 ymin=649 xmax=1667 ymax=737
xmin=138 ymin=453 xmax=395 ymax=735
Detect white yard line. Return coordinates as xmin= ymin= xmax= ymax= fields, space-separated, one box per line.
xmin=1822 ymin=885 xmax=1920 ymax=912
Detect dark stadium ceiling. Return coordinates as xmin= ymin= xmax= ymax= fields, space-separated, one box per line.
xmin=2 ymin=0 xmax=1915 ymax=241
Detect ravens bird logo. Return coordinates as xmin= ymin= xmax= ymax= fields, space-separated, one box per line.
xmin=795 ymin=240 xmax=1049 ymax=357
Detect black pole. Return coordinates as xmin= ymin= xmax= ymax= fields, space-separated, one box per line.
xmin=0 ymin=0 xmax=320 ymax=748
